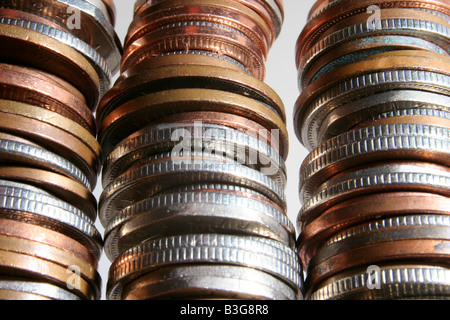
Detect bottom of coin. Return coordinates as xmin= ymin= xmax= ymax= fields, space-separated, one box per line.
xmin=308 ymin=264 xmax=450 ymax=300
xmin=122 ymin=265 xmax=298 ymax=300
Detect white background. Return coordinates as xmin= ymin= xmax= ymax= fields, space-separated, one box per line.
xmin=95 ymin=0 xmax=315 ymax=299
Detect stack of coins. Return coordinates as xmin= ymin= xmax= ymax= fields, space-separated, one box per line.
xmin=294 ymin=0 xmax=450 ymax=300
xmin=98 ymin=0 xmax=303 ymax=300
xmin=0 ymin=1 xmax=121 ymax=299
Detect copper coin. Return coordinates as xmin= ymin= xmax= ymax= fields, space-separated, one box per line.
xmin=0 ymin=289 xmax=52 ymax=300
xmin=0 ymin=24 xmax=100 ymax=109
xmin=306 ymin=239 xmax=450 ymax=288
xmin=121 ymin=23 xmax=266 ymax=79
xmin=116 ymin=53 xmax=248 ymax=83
xmin=0 ymin=100 xmax=101 ymax=159
xmin=0 ymin=112 xmax=99 ymax=189
xmin=98 ymin=64 xmax=285 ymax=125
xmin=98 ymin=88 xmax=288 ymax=161
xmin=0 ymin=63 xmax=95 ymax=135
xmin=0 ymin=99 xmax=101 ymax=170
xmin=125 ymin=0 xmax=270 ymax=57
xmin=0 ymin=207 xmax=102 ymax=264
xmin=100 ymin=0 xmax=117 ymax=26
xmin=0 ymin=249 xmax=96 ymax=300
xmin=0 ymin=218 xmax=98 ymax=268
xmin=297 ymin=192 xmax=450 ymax=269
xmin=0 ymin=234 xmax=101 ymax=296
xmin=134 ymin=0 xmax=277 ymax=45
xmin=0 ymin=132 xmax=41 ymax=148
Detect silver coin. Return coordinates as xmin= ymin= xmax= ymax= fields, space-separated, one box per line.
xmin=0 ymin=278 xmax=81 ymax=300
xmin=298 ymin=162 xmax=450 ymax=226
xmin=0 ymin=0 xmax=122 ymax=75
xmin=102 ymin=122 xmax=286 ymax=188
xmin=323 ymin=214 xmax=450 ymax=248
xmin=107 ymin=234 xmax=303 ymax=300
xmin=309 ymin=264 xmax=450 ymax=300
xmin=0 ymin=193 xmax=102 ymax=260
xmin=0 ymin=182 xmax=94 ymax=224
xmin=300 ymin=122 xmax=450 ymax=203
xmin=299 ymin=19 xmax=450 ymax=89
xmin=99 ymin=158 xmax=287 ymax=228
xmin=317 ymin=90 xmax=450 ymax=143
xmin=309 ymin=214 xmax=450 ymax=269
xmin=0 ymin=138 xmax=92 ymax=191
xmin=375 ymin=107 xmax=450 ymax=120
xmin=84 ymin=0 xmax=113 ymax=25
xmin=104 ymin=190 xmax=295 ymax=261
xmin=295 ymin=70 xmax=450 ymax=150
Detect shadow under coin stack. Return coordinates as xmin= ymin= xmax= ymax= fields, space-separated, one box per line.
xmin=294 ymin=0 xmax=450 ymax=300
xmin=0 ymin=1 xmax=121 ymax=299
xmin=98 ymin=0 xmax=303 ymax=300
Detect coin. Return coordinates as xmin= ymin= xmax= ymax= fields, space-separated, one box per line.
xmin=97 ymin=63 xmax=285 ymax=125
xmin=0 ymin=250 xmax=96 ymax=300
xmin=107 ymin=234 xmax=303 ymax=300
xmin=0 ymin=0 xmax=122 ymax=75
xmin=0 ymin=278 xmax=81 ymax=300
xmin=300 ymin=122 xmax=450 ymax=203
xmin=0 ymin=137 xmax=91 ymax=190
xmin=101 ymin=122 xmax=286 ymax=188
xmin=125 ymin=0 xmax=271 ymax=58
xmin=299 ymin=161 xmax=450 ymax=225
xmin=0 ymin=166 xmax=97 ymax=223
xmin=103 ymin=189 xmax=295 ymax=261
xmin=0 ymin=24 xmax=100 ymax=109
xmin=122 ymin=265 xmax=297 ymax=300
xmin=99 ymin=156 xmax=286 ymax=227
xmin=309 ymin=264 xmax=450 ymax=300
xmin=98 ymin=88 xmax=288 ymax=161
xmin=294 ymin=0 xmax=450 ymax=300
xmin=297 ymin=192 xmax=450 ymax=269
xmin=0 ymin=218 xmax=98 ymax=268
xmin=98 ymin=0 xmax=297 ymax=301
